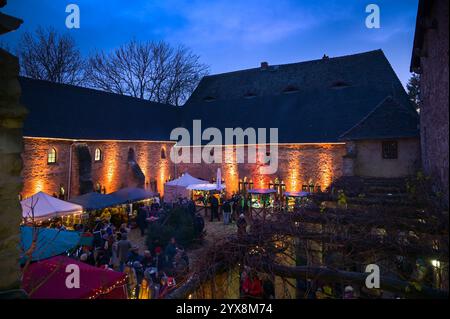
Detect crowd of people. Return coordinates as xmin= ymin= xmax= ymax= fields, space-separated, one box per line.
xmin=67 ymin=199 xmax=195 ymax=299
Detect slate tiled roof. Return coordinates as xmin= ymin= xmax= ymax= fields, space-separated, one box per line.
xmin=181 ymin=50 xmax=418 ymax=143
xmin=20 ymin=77 xmax=182 ymax=141
xmin=339 ymin=96 xmax=419 ymax=141
xmin=20 ymin=50 xmax=418 ymax=143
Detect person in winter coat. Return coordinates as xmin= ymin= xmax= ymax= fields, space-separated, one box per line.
xmin=222 ymin=200 xmax=232 ymax=225
xmin=242 ymin=273 xmax=263 ymax=298
xmin=117 ymin=233 xmax=132 ymax=272
xmin=136 ymin=207 xmax=148 ymax=237
xmin=194 ymin=212 xmax=205 ymax=238
xmin=210 ymin=195 xmax=220 ymax=222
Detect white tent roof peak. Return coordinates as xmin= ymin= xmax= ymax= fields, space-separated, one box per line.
xmin=186 ymin=183 xmax=226 ymax=191
xmin=165 ymin=173 xmax=207 ymax=187
xmin=21 ymin=191 xmax=83 ymax=220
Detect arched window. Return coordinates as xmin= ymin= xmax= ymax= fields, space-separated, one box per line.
xmin=47 ymin=148 xmax=57 ymax=164
xmin=161 ymin=147 xmax=166 ymax=159
xmin=94 ymin=148 xmax=102 ymax=162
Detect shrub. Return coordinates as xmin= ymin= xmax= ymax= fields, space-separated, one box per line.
xmin=146 ymin=206 xmax=195 ymax=249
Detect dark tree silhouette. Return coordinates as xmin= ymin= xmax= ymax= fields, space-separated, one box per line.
xmin=86 ymin=40 xmax=209 ymax=106
xmin=406 ymin=73 xmax=421 ymax=112
xmin=17 ymin=27 xmax=85 ymax=85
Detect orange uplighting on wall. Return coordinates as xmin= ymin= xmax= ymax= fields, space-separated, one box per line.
xmin=33 ymin=179 xmax=44 ymax=195
xmin=317 ymin=145 xmax=334 ymax=190
xmin=158 ymin=162 xmax=169 ymax=196
xmin=288 ymin=155 xmax=300 ymax=192
xmin=102 ymin=142 xmax=120 ymax=192
xmin=223 ymin=146 xmax=239 ymax=195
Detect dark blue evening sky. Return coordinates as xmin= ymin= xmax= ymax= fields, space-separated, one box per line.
xmin=2 ymin=0 xmax=418 ymax=86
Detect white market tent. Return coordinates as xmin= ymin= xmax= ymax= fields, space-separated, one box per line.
xmin=21 ymin=191 xmax=83 ymax=222
xmin=164 ymin=173 xmax=208 ymax=203
xmin=186 ymin=168 xmax=226 ymax=192
xmin=186 ymin=183 xmax=226 ymax=191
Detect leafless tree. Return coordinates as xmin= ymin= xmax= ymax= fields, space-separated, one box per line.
xmin=166 ymin=177 xmax=449 ymax=299
xmin=17 ymin=27 xmax=85 ymax=85
xmin=86 ymin=40 xmax=209 ymax=106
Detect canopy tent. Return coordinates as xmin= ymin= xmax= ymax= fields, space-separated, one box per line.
xmin=247 ymin=188 xmax=277 ymax=194
xmin=164 ymin=173 xmax=208 ymax=202
xmin=21 ymin=192 xmax=83 ymax=222
xmin=20 ymin=226 xmax=81 ymax=263
xmin=186 ymin=183 xmax=226 ymax=191
xmin=284 ymin=191 xmax=309 ymax=197
xmin=22 ymin=256 xmax=127 ymax=299
xmin=109 ymin=187 xmax=157 ymax=203
xmin=68 ymin=192 xmax=121 ymax=210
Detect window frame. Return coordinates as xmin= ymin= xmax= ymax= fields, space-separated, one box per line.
xmin=382 ymin=140 xmax=398 ymax=159
xmin=47 ymin=148 xmax=57 ymax=164
xmin=94 ymin=148 xmax=102 ymax=162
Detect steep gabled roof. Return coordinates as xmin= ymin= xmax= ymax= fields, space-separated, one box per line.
xmin=20 ymin=50 xmax=418 ymax=144
xmin=182 ymin=50 xmax=417 ymax=143
xmin=339 ymin=96 xmax=419 ymax=141
xmin=20 ymin=77 xmax=182 ymax=141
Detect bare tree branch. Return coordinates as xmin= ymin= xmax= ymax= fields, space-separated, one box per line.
xmin=17 ymin=27 xmax=85 ymax=85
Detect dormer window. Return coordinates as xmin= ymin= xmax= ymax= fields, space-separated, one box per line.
xmin=244 ymin=92 xmax=257 ymax=99
xmin=203 ymin=96 xmax=216 ymax=102
xmin=331 ymin=80 xmax=350 ymax=89
xmin=282 ymin=85 xmax=299 ymax=94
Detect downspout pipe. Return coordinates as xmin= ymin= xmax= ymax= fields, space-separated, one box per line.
xmin=67 ymin=142 xmax=75 ymax=199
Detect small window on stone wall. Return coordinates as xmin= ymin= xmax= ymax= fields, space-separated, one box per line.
xmin=94 ymin=148 xmax=102 ymax=162
xmin=161 ymin=147 xmax=166 ymax=159
xmin=382 ymin=141 xmax=398 ymax=159
xmin=47 ymin=148 xmax=57 ymax=164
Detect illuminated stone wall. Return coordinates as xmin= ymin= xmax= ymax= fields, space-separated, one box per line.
xmin=176 ymin=143 xmax=346 ymax=195
xmin=21 ymin=139 xmax=345 ymax=199
xmin=21 ymin=138 xmax=176 ymax=198
xmin=21 ymin=138 xmax=73 ymax=198
xmin=21 ymin=138 xmax=345 ymax=199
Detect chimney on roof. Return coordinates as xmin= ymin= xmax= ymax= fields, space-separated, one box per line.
xmin=260 ymin=61 xmax=269 ymax=70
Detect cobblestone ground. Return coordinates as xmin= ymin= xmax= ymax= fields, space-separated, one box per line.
xmin=127 ymin=219 xmax=237 ymax=271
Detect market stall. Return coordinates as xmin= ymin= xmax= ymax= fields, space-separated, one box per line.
xmin=109 ymin=187 xmax=159 ymax=227
xmin=21 ymin=191 xmax=83 ymax=226
xmin=69 ymin=191 xmax=130 ymax=228
xmin=164 ymin=173 xmax=208 ymax=203
xmin=68 ymin=192 xmax=121 ymax=210
xmin=109 ymin=187 xmax=158 ymax=204
xmin=186 ymin=169 xmax=226 ymax=216
xmin=247 ymin=188 xmax=277 ymax=221
xmin=20 ymin=225 xmax=81 ymax=263
xmin=22 ymin=256 xmax=127 ymax=299
xmin=284 ymin=191 xmax=309 ymax=212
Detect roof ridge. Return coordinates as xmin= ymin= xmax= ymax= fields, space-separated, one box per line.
xmin=18 ymin=76 xmax=177 ymax=109
xmin=203 ymin=49 xmax=384 ymax=78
